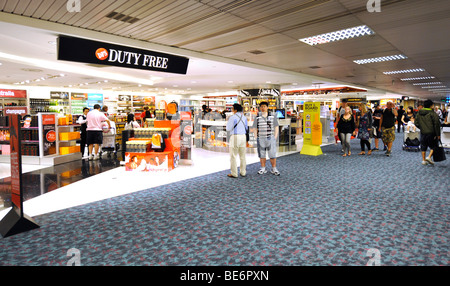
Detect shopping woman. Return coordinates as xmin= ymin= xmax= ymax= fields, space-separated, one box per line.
xmin=125 ymin=113 xmax=140 ymax=130
xmin=357 ymin=104 xmax=373 ymax=155
xmin=336 ymin=106 xmax=356 ymax=157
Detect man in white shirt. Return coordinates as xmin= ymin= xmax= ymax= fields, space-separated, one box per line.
xmin=86 ymin=104 xmax=111 ymax=160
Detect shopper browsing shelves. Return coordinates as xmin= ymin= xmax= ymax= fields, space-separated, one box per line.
xmin=253 ymin=102 xmax=280 ymax=176
xmin=86 ymin=104 xmax=111 ymax=161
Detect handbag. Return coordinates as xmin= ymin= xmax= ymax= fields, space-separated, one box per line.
xmin=433 ymin=139 xmax=446 ymax=162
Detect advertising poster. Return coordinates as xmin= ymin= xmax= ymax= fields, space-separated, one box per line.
xmin=301 ymin=102 xmax=323 ymax=156
xmin=125 ymin=153 xmax=170 ymax=172
xmin=41 ymin=114 xmax=57 ymax=156
xmin=180 ymin=118 xmax=192 ymax=160
xmin=9 ymin=114 xmax=23 ymax=212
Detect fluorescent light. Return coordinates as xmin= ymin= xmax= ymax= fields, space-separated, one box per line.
xmin=421 ymin=86 xmax=446 ymax=89
xmin=383 ymin=68 xmax=424 ymax=75
xmin=412 ymin=82 xmax=442 ymax=86
xmin=299 ymin=25 xmax=375 ymax=46
xmin=353 ymin=54 xmax=407 ymax=64
xmin=401 ymin=76 xmax=435 ymax=81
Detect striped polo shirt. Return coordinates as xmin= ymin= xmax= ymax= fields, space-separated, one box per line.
xmin=253 ymin=112 xmax=279 ymax=138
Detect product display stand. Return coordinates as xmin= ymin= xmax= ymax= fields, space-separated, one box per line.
xmin=124 ymin=120 xmax=181 ymax=172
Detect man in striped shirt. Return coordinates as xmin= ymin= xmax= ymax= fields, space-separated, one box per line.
xmin=252 ymin=102 xmax=280 ymax=175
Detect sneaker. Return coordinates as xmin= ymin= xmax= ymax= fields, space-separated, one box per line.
xmin=88 ymin=154 xmax=94 ymax=161
xmin=386 ymin=150 xmax=392 ymax=157
xmin=421 ymin=160 xmax=429 ymax=165
xmin=271 ymin=168 xmax=280 ymax=176
xmin=93 ymin=154 xmax=100 ymax=161
xmin=257 ymin=168 xmax=267 ymax=175
xmin=372 ymin=148 xmax=379 ymax=151
xmin=425 ymin=157 xmax=434 ymax=165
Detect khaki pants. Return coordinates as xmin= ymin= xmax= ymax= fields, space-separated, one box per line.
xmin=229 ymin=134 xmax=247 ymax=177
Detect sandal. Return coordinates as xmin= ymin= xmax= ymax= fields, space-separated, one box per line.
xmin=367 ymin=150 xmax=372 ymax=155
xmin=342 ymin=154 xmax=347 ymax=157
xmin=358 ymin=152 xmax=365 ymax=155
xmin=227 ymin=174 xmax=237 ymax=178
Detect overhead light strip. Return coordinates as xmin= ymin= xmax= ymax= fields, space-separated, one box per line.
xmin=299 ymin=25 xmax=375 ymax=46
xmin=400 ymin=76 xmax=435 ymax=81
xmin=383 ymin=68 xmax=425 ymax=75
xmin=353 ymin=54 xmax=407 ymax=64
xmin=412 ymin=82 xmax=442 ymax=86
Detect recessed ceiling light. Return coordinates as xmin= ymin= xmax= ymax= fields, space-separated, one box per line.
xmin=401 ymin=76 xmax=435 ymax=81
xmin=383 ymin=68 xmax=425 ymax=75
xmin=353 ymin=54 xmax=407 ymax=64
xmin=299 ymin=25 xmax=375 ymax=46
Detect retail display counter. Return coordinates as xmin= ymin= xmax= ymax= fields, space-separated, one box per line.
xmin=124 ymin=120 xmax=181 ymax=172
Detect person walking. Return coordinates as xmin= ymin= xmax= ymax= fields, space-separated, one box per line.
xmin=336 ymin=106 xmax=356 ymax=157
xmin=76 ymin=107 xmax=90 ymax=159
xmin=253 ymin=102 xmax=280 ymax=175
xmin=226 ymin=103 xmax=248 ymax=178
xmin=86 ymin=104 xmax=111 ymax=161
xmin=357 ymin=103 xmax=373 ymax=155
xmin=372 ymin=104 xmax=383 ymax=151
xmin=397 ymin=106 xmax=405 ymax=133
xmin=415 ymin=99 xmax=441 ymax=165
xmin=379 ymin=101 xmax=398 ymax=157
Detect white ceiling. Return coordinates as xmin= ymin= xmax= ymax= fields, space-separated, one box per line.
xmin=0 ymin=0 xmax=449 ymax=101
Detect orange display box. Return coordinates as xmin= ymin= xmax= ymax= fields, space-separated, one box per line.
xmin=125 ymin=120 xmax=181 ymax=172
xmin=59 ymin=132 xmax=80 ymax=141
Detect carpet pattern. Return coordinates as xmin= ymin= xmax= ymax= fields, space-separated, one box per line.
xmin=0 ymin=134 xmax=449 ymax=266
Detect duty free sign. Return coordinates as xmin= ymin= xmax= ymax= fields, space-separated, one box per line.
xmin=57 ymin=36 xmax=189 ymax=75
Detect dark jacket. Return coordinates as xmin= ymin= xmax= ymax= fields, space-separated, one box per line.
xmin=415 ymin=108 xmax=441 ymax=135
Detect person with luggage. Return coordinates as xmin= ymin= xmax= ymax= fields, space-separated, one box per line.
xmin=253 ymin=102 xmax=280 ymax=175
xmin=226 ymin=103 xmax=248 ymax=178
xmin=415 ymin=99 xmax=441 ymax=165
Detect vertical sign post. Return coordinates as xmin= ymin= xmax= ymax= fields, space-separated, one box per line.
xmin=300 ymin=102 xmax=323 ymax=156
xmin=0 ymin=115 xmax=40 ymax=237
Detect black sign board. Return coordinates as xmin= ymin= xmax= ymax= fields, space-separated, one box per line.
xmin=57 ymin=36 xmax=189 ymax=75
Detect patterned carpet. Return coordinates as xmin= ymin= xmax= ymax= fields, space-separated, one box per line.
xmin=0 ymin=134 xmax=448 ymax=266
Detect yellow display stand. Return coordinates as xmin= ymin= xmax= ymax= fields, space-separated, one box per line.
xmin=300 ymin=102 xmax=323 ymax=156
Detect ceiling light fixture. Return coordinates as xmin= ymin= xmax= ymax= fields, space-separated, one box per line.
xmin=299 ymin=25 xmax=375 ymax=46
xmin=353 ymin=54 xmax=407 ymax=64
xmin=383 ymin=68 xmax=425 ymax=75
xmin=400 ymin=76 xmax=435 ymax=81
xmin=421 ymin=86 xmax=446 ymax=89
xmin=412 ymin=82 xmax=442 ymax=86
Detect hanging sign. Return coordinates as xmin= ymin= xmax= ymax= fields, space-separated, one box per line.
xmin=58 ymin=36 xmax=189 ymax=74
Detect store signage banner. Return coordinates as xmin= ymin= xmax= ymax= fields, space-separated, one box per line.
xmin=50 ymin=91 xmax=69 ymax=99
xmin=57 ymin=36 xmax=189 ymax=74
xmin=9 ymin=114 xmax=23 ymax=212
xmin=0 ymin=89 xmax=27 ymax=99
xmin=4 ymin=107 xmax=28 ymax=116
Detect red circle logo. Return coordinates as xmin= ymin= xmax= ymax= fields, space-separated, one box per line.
xmin=46 ymin=130 xmax=56 ymax=142
xmin=95 ymin=48 xmax=108 ymax=60
xmin=184 ymin=125 xmax=192 ymax=135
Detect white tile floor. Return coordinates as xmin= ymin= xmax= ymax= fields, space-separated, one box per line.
xmin=0 ymin=139 xmax=311 ymax=220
